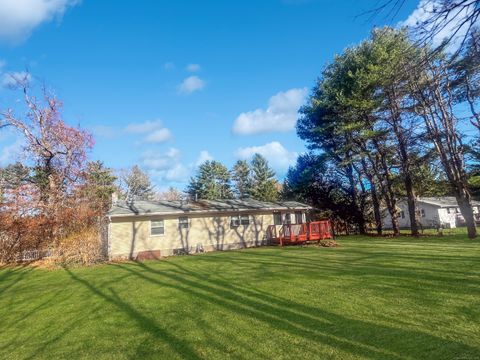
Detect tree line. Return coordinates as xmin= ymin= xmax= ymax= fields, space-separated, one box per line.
xmin=284 ymin=26 xmax=480 ymax=238
xmin=0 ymin=77 xmax=280 ymax=263
xmin=186 ymin=155 xmax=279 ymax=201
xmin=118 ymin=154 xmax=280 ymax=202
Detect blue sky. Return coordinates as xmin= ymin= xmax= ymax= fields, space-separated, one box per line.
xmin=0 ymin=0 xmax=420 ymax=191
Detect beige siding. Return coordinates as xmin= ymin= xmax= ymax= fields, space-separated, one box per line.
xmin=108 ymin=211 xmax=276 ymax=259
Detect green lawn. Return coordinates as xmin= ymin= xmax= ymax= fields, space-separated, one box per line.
xmin=1 ymin=232 xmax=480 ymax=359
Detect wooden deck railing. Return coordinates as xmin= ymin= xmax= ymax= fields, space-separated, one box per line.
xmin=267 ymin=220 xmax=333 ymax=246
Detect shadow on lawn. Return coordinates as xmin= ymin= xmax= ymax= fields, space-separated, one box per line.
xmin=0 ymin=266 xmax=34 ymax=295
xmin=9 ymin=243 xmax=470 ymax=359
xmin=63 ymin=267 xmax=202 ymax=360
xmin=212 ymin=250 xmax=480 ymax=296
xmin=106 ymin=258 xmax=479 ymax=359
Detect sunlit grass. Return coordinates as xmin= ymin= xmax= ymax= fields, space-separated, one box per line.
xmin=1 ymin=229 xmax=479 ymax=359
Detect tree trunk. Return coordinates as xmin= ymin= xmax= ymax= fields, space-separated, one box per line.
xmin=404 ymin=173 xmax=419 ymax=236
xmin=387 ymin=91 xmax=419 ymax=236
xmin=370 ymin=181 xmax=382 ymax=235
xmin=409 ymin=54 xmax=477 ymax=238
xmin=455 ymin=190 xmax=478 ymax=239
xmin=372 ymin=140 xmax=400 ymax=236
xmin=361 ymin=159 xmax=382 ymax=235
xmin=345 ymin=162 xmax=367 ymax=234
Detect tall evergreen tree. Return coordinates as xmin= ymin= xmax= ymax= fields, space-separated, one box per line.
xmin=250 ymin=154 xmax=279 ymax=202
xmin=0 ymin=162 xmax=30 ymax=190
xmin=283 ymin=153 xmax=361 ymax=225
xmin=82 ymin=161 xmax=117 ymax=211
xmin=231 ymin=160 xmax=252 ymax=199
xmin=186 ymin=160 xmax=233 ymax=200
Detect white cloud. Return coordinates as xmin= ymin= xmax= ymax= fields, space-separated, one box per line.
xmin=142 ymin=148 xmax=200 ymax=185
xmin=144 ymin=128 xmax=172 ymax=143
xmin=400 ymin=0 xmax=475 ymax=51
xmin=1 ymin=71 xmax=32 ymax=88
xmin=125 ymin=119 xmax=163 ymax=134
xmin=235 ymin=141 xmax=298 ymax=174
xmin=233 ymin=87 xmax=308 ymax=135
xmin=177 ymin=75 xmax=205 ymax=94
xmin=0 ymin=0 xmax=80 ymax=43
xmin=186 ymin=63 xmax=201 ymax=72
xmin=124 ymin=119 xmax=172 ymax=143
xmin=195 ymin=150 xmax=213 ymax=166
xmin=143 ymin=148 xmax=180 ymax=171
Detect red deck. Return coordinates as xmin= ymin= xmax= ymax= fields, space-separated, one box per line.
xmin=267 ymin=220 xmax=333 ymax=246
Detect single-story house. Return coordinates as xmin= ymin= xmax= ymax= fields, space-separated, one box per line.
xmin=107 ymin=198 xmax=312 ymax=259
xmin=384 ymin=197 xmax=480 ymax=229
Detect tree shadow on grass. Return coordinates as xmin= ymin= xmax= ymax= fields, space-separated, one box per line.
xmin=208 ymin=250 xmax=480 ymax=296
xmin=0 ymin=266 xmax=34 ymax=295
xmin=111 ymin=260 xmax=480 ymax=360
xmin=62 ymin=267 xmax=202 ymax=359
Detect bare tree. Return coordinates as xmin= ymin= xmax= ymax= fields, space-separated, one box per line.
xmin=155 ymin=187 xmax=184 ymax=201
xmin=409 ymin=50 xmax=477 ymax=238
xmin=0 ymin=74 xmax=94 ymax=203
xmin=118 ymin=165 xmax=154 ymax=202
xmin=366 ymin=0 xmax=480 ymax=53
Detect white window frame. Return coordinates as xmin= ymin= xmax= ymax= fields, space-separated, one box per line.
xmin=240 ymin=214 xmax=250 ymax=226
xmin=231 ymin=215 xmax=240 ymax=227
xmin=178 ymin=217 xmax=189 ymax=229
xmin=151 ymin=220 xmax=165 ymax=236
xmin=295 ymin=211 xmax=304 ymax=224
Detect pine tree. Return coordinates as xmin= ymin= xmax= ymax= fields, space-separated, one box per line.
xmin=186 ymin=160 xmax=233 ymax=200
xmin=250 ymin=154 xmax=278 ymax=202
xmin=231 ymin=160 xmax=252 ymax=199
xmin=83 ymin=161 xmax=117 ymax=211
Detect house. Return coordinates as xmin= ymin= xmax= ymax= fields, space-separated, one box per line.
xmin=384 ymin=197 xmax=480 ymax=229
xmin=107 ymin=198 xmax=312 ymax=259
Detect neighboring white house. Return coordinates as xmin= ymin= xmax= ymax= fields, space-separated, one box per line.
xmin=383 ymin=197 xmax=480 ymax=229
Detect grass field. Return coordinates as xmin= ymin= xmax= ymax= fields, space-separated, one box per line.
xmin=1 ymin=231 xmax=480 ymax=359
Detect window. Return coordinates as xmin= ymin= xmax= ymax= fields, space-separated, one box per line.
xmin=240 ymin=215 xmax=250 ymax=225
xmin=447 ymin=208 xmax=451 ymax=214
xmin=284 ymin=213 xmax=292 ymax=224
xmin=231 ymin=215 xmax=249 ymax=227
xmin=295 ymin=211 xmax=304 ymax=224
xmin=421 ymin=209 xmax=426 ymax=218
xmin=151 ymin=220 xmax=164 ymax=236
xmin=400 ymin=211 xmax=405 ymax=219
xmin=178 ymin=217 xmax=189 ymax=229
xmin=231 ymin=215 xmax=240 ymax=227
xmin=273 ymin=212 xmax=282 ymax=225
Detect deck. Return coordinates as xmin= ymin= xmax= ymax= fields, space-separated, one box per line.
xmin=266 ymin=220 xmax=333 ymax=246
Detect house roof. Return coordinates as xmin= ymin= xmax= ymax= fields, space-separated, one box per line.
xmin=108 ymin=198 xmax=313 ymax=218
xmin=417 ymin=197 xmax=480 ymax=208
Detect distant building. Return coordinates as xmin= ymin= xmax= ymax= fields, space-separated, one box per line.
xmin=107 ymin=198 xmax=311 ymax=259
xmin=383 ymin=197 xmax=480 ymax=229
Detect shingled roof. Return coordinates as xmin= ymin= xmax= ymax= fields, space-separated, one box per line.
xmin=108 ymin=198 xmax=313 ymax=218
